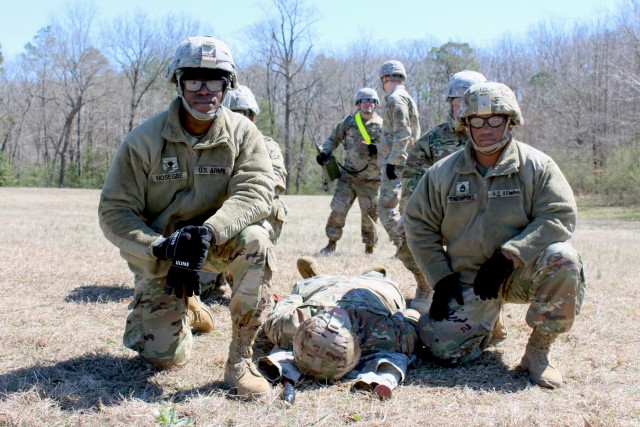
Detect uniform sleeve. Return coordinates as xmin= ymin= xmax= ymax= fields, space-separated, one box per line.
xmin=204 ymin=125 xmax=274 ymax=244
xmin=386 ymin=100 xmax=413 ymax=166
xmin=502 ymin=159 xmax=577 ymax=265
xmin=403 ymin=170 xmax=453 ymax=287
xmin=320 ymin=118 xmax=347 ymax=154
xmin=98 ymin=138 xmax=162 ymax=261
xmin=401 ymin=132 xmax=432 ymax=211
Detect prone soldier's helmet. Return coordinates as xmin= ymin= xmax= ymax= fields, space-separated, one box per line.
xmin=353 ymin=88 xmax=379 ymax=105
xmin=223 ymin=84 xmax=260 ymax=116
xmin=166 ymin=36 xmax=238 ymax=121
xmin=378 ymin=60 xmax=407 ymax=81
xmin=444 ymin=70 xmax=487 ymax=100
xmin=456 ymin=81 xmax=524 ymax=131
xmin=293 ymin=308 xmax=361 ymax=380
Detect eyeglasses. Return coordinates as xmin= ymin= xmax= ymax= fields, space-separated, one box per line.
xmin=183 ymin=79 xmax=225 ymax=92
xmin=359 ymin=98 xmax=378 ymax=104
xmin=468 ymin=115 xmax=507 ymax=129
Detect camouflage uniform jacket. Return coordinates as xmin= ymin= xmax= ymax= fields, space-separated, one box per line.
xmin=263 ymin=271 xmax=418 ymax=354
xmin=401 ymin=121 xmax=466 ymax=205
xmin=320 ymin=112 xmax=383 ymax=181
xmin=379 ymin=85 xmax=420 ymax=168
xmin=404 ymin=137 xmax=577 ymax=287
xmin=98 ymin=99 xmax=274 ymax=278
xmin=264 ymin=135 xmax=287 ymax=195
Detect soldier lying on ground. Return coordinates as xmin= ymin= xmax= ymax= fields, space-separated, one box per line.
xmin=259 ymin=257 xmax=420 ymax=400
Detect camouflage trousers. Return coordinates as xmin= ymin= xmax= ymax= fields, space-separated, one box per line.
xmin=418 ymin=242 xmax=586 ymax=364
xmin=325 ymin=175 xmax=379 ymax=245
xmin=395 ymin=219 xmax=425 ymax=283
xmin=378 ymin=169 xmax=403 ymax=247
xmin=123 ymin=224 xmax=275 ymax=369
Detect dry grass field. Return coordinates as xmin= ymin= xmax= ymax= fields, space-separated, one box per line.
xmin=0 ymin=187 xmax=638 ymax=426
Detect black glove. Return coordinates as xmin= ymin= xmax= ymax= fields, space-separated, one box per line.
xmin=385 ymin=164 xmax=397 ymax=180
xmin=367 ymin=143 xmax=377 ymax=156
xmin=316 ymin=152 xmax=330 ymax=166
xmin=429 ymin=274 xmax=463 ymax=321
xmin=473 ymin=250 xmax=514 ymax=300
xmin=153 ymin=225 xmax=208 ymax=261
xmin=154 ymin=226 xmax=212 ymax=298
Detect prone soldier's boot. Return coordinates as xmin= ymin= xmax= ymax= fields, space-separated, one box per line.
xmin=319 ymin=240 xmax=337 ymax=255
xmin=409 ymin=273 xmax=432 ymax=315
xmin=297 ymin=256 xmax=321 ymax=279
xmin=224 ymin=324 xmax=270 ymax=400
xmin=186 ymin=296 xmax=214 ymax=333
xmin=519 ymin=329 xmax=563 ymax=388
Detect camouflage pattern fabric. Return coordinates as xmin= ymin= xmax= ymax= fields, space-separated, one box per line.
xmin=320 ymin=113 xmax=383 ymax=181
xmin=378 ymin=85 xmax=420 ymax=246
xmin=263 ymin=271 xmax=419 ymax=355
xmin=418 ymin=242 xmax=585 ymax=363
xmin=124 ymin=224 xmax=275 ymax=368
xmin=320 ymin=112 xmax=382 ymax=245
xmin=263 ymin=135 xmax=288 ymax=244
xmin=325 ymin=175 xmax=379 ymax=245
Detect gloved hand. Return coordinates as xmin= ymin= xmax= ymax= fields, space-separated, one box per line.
xmin=153 ymin=226 xmax=212 ymax=298
xmin=473 ymin=250 xmax=514 ymax=300
xmin=429 ymin=274 xmax=463 ymax=321
xmin=153 ymin=225 xmax=209 ymax=261
xmin=316 ymin=152 xmax=330 ymax=166
xmin=385 ymin=164 xmax=397 ymax=180
xmin=367 ymin=143 xmax=377 ymax=156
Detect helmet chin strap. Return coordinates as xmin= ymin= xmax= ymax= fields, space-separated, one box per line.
xmin=471 ymin=124 xmax=512 ymax=155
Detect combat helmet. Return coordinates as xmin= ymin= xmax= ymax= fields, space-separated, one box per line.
xmin=444 ymin=70 xmax=487 ymax=100
xmin=456 ymin=81 xmax=523 ymax=129
xmin=166 ymin=36 xmax=238 ymax=121
xmin=293 ymin=308 xmax=361 ymax=380
xmin=378 ymin=60 xmax=407 ymax=81
xmin=353 ymin=87 xmax=379 ymax=105
xmin=223 ymin=84 xmax=260 ymax=116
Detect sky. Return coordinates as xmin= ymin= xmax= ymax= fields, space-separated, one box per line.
xmin=0 ymin=0 xmax=615 ymax=61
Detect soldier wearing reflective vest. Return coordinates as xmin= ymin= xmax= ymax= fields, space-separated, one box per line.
xmin=316 ymin=88 xmax=383 ymax=255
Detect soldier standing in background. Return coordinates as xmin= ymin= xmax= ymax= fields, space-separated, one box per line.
xmin=398 ymin=71 xmax=488 ymax=315
xmin=98 ymin=36 xmax=275 ymax=400
xmin=377 ymin=60 xmax=420 ymax=255
xmin=405 ymin=82 xmax=586 ymax=389
xmin=316 ymin=88 xmax=383 ymax=255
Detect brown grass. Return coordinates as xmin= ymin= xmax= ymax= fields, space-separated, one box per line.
xmin=0 ymin=187 xmax=638 ymax=426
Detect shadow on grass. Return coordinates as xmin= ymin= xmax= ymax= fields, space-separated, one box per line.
xmin=0 ymin=353 xmax=167 ymax=411
xmin=65 ymin=284 xmax=134 ymax=303
xmin=407 ymin=349 xmax=530 ymax=392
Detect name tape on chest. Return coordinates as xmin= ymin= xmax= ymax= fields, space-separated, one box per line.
xmin=152 ymin=171 xmax=188 ymax=182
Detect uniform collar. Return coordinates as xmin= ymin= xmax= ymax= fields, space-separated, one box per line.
xmin=454 ymin=136 xmax=521 ymax=177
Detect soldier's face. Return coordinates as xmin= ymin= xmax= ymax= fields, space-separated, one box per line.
xmin=358 ymin=99 xmax=376 ymax=116
xmin=468 ymin=114 xmax=509 ymax=147
xmin=451 ymin=98 xmax=462 ymax=119
xmin=182 ymin=79 xmax=224 ymax=114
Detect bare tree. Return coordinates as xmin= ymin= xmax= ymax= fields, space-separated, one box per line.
xmin=102 ymin=11 xmax=201 ymax=133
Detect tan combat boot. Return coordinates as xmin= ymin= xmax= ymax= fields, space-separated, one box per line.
xmin=224 ymin=325 xmax=271 ymax=400
xmin=319 ymin=240 xmax=337 ymax=255
xmin=297 ymin=256 xmax=321 ymax=279
xmin=186 ymin=296 xmax=214 ymax=333
xmin=519 ymin=329 xmax=563 ymax=388
xmin=489 ymin=310 xmax=508 ymax=345
xmin=409 ymin=273 xmax=432 ymax=315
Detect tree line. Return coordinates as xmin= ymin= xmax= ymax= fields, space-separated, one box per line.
xmin=1 ymin=0 xmax=638 ymax=205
